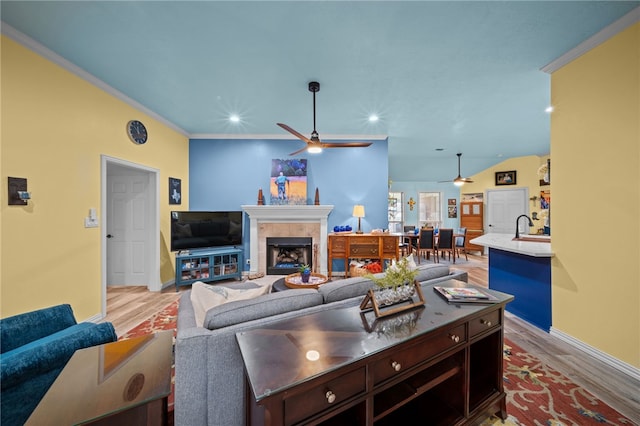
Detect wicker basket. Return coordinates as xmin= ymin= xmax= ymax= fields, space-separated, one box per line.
xmin=349 ymin=265 xmax=369 ymax=277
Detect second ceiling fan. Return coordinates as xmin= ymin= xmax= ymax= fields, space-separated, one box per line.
xmin=277 ymin=81 xmax=372 ymax=156
xmin=439 ymin=153 xmax=474 ymax=186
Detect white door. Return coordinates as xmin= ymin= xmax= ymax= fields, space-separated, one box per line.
xmin=486 ymin=188 xmax=529 ymax=235
xmin=107 ymin=170 xmax=150 ymax=285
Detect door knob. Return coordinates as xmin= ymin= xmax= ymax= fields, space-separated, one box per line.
xmin=106 ymin=234 xmax=114 ymax=239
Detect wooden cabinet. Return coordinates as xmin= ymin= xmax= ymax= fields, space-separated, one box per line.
xmin=460 ymin=202 xmax=484 ymax=254
xmin=328 ymin=233 xmax=399 ymax=277
xmin=237 ymin=280 xmax=513 ymax=426
xmin=175 ymin=247 xmax=242 ymax=290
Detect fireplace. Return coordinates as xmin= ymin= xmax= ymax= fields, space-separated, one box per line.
xmin=266 ymin=237 xmax=312 ymax=275
xmin=241 ymin=205 xmax=334 ymax=275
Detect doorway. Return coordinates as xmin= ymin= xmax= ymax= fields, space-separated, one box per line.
xmin=486 ymin=188 xmax=529 ymax=235
xmin=101 ymin=156 xmax=161 ymax=316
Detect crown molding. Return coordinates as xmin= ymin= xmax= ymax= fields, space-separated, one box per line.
xmin=1 ymin=22 xmax=189 ymax=137
xmin=541 ymin=6 xmax=640 ymax=74
xmin=189 ymin=133 xmax=388 ymax=140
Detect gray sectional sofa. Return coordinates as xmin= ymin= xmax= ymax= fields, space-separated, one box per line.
xmin=175 ymin=263 xmax=467 ymax=426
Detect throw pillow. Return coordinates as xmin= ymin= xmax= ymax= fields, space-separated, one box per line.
xmin=388 ymin=253 xmax=418 ymax=272
xmin=190 ymin=281 xmax=270 ymax=327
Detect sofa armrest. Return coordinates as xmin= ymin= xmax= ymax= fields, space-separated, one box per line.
xmin=0 ymin=304 xmax=77 ymax=354
xmin=1 ymin=322 xmax=117 ymax=390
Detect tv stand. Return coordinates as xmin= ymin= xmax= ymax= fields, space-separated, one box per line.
xmin=174 ymin=247 xmax=243 ymax=291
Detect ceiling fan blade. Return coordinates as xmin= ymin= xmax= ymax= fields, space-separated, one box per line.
xmin=277 ymin=123 xmax=312 ymax=144
xmin=321 ymin=142 xmax=373 ymax=148
xmin=288 ymin=146 xmax=310 ymax=156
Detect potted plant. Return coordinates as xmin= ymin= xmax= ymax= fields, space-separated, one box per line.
xmin=361 ymin=256 xmax=425 ymax=317
xmin=298 ymin=264 xmax=311 ymax=283
xmin=366 ymin=257 xmax=418 ymax=292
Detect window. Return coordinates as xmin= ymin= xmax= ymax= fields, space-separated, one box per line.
xmin=388 ymin=192 xmax=403 ymax=233
xmin=418 ymin=192 xmax=442 ymax=228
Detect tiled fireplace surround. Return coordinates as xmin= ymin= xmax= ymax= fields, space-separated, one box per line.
xmin=241 ymin=205 xmax=334 ymax=276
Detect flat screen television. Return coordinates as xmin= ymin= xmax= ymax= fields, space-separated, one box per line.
xmin=171 ymin=211 xmax=243 ymax=252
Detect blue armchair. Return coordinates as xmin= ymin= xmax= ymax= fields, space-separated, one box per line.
xmin=1 ymin=304 xmax=117 ymax=425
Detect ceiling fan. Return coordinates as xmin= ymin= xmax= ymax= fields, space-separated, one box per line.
xmin=277 ymin=81 xmax=372 ymax=156
xmin=439 ymin=153 xmax=474 ymax=186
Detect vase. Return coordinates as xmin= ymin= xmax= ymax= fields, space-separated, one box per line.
xmin=301 ymin=271 xmax=311 ymax=283
xmin=374 ymin=284 xmax=415 ymax=307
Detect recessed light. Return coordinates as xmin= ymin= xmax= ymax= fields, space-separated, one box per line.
xmin=229 ymin=114 xmax=240 ymax=123
xmin=368 ymin=114 xmax=379 ymax=122
xmin=545 ymin=106 xmax=554 ymax=113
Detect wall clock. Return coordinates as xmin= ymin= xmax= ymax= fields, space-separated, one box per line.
xmin=127 ymin=120 xmax=148 ymax=145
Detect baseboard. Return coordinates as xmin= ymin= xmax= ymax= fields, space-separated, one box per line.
xmin=161 ymin=279 xmax=176 ymax=291
xmin=550 ymin=326 xmax=640 ymax=382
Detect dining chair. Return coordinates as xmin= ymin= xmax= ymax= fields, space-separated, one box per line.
xmin=413 ymin=228 xmax=438 ymax=264
xmin=455 ymin=227 xmax=468 ymax=261
xmin=437 ymin=228 xmax=456 ymax=263
xmin=401 ymin=225 xmax=416 ymax=255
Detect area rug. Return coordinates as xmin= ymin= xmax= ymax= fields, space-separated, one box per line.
xmin=119 ymin=300 xmax=179 ymax=410
xmin=122 ymin=301 xmax=635 ymax=425
xmin=481 ymin=340 xmax=635 ymax=426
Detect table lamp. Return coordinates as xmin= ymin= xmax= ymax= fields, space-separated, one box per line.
xmin=352 ymin=205 xmax=365 ymax=234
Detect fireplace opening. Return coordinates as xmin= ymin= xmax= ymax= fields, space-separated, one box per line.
xmin=266 ymin=237 xmax=312 ymax=275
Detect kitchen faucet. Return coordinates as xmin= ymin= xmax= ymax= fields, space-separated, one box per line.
xmin=515 ymin=214 xmax=534 ymax=239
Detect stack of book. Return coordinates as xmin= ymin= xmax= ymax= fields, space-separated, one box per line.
xmin=433 ymin=285 xmax=498 ymax=303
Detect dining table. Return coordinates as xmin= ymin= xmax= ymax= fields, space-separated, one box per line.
xmin=396 ymin=230 xmax=463 ymax=262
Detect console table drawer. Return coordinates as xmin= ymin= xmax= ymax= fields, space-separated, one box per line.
xmin=330 ymin=237 xmax=348 ymax=254
xmin=372 ymin=324 xmax=466 ymax=386
xmin=350 ymin=245 xmax=379 ymax=256
xmin=284 ymin=367 xmax=366 ymax=425
xmin=355 ymin=236 xmax=379 ymax=245
xmin=469 ymin=309 xmax=501 ymax=337
xmin=381 ymin=236 xmax=398 ymax=254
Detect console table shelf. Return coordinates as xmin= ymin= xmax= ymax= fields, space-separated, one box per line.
xmin=174 ymin=247 xmax=242 ymax=290
xmin=237 ymin=280 xmax=513 ymax=426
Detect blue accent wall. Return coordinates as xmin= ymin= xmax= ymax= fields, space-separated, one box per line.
xmin=189 ymin=138 xmax=389 ymax=270
xmin=389 ymin=181 xmax=464 ymax=230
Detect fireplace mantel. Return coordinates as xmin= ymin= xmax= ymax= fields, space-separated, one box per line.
xmin=241 ymin=205 xmax=334 ymax=275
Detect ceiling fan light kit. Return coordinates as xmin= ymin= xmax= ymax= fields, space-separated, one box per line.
xmin=277 ymin=81 xmax=373 ymax=156
xmin=439 ymin=153 xmax=474 ymax=186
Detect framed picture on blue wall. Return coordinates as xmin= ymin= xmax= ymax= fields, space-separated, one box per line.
xmin=169 ymin=177 xmax=181 ymax=204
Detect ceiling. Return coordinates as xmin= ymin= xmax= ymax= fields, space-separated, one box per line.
xmin=2 ymin=1 xmax=638 ymax=182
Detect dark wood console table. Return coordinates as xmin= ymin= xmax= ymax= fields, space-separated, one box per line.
xmin=328 ymin=233 xmax=399 ymax=277
xmin=236 ymin=280 xmax=513 ymax=426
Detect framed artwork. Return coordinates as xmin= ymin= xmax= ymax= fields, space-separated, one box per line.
xmin=495 ymin=170 xmax=517 ymax=186
xmin=448 ymin=206 xmax=458 ymax=218
xmin=462 ymin=193 xmax=483 ymax=202
xmin=270 ymin=159 xmax=308 ymax=205
xmin=540 ymin=190 xmax=550 ymax=209
xmin=169 ymin=177 xmax=181 ymax=204
xmin=448 ymin=198 xmax=457 ymax=206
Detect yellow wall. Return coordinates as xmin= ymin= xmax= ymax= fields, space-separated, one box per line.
xmin=1 ymin=36 xmax=189 ymax=320
xmin=550 ymin=23 xmax=639 ymax=367
xmin=460 ymin=155 xmax=551 ymax=232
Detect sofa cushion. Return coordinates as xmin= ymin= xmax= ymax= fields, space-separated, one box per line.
xmin=414 ymin=264 xmax=451 ymax=283
xmin=318 ymin=275 xmax=380 ymax=304
xmin=202 ymin=289 xmax=323 ymax=330
xmin=191 ymin=281 xmax=271 ymax=327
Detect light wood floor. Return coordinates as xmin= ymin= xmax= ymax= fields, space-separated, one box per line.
xmin=105 ymin=252 xmax=639 ymax=423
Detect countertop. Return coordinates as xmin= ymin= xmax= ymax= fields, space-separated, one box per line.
xmin=470 ymin=233 xmax=554 ymax=258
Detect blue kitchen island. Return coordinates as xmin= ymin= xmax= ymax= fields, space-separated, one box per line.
xmin=471 ymin=233 xmax=554 ymax=332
